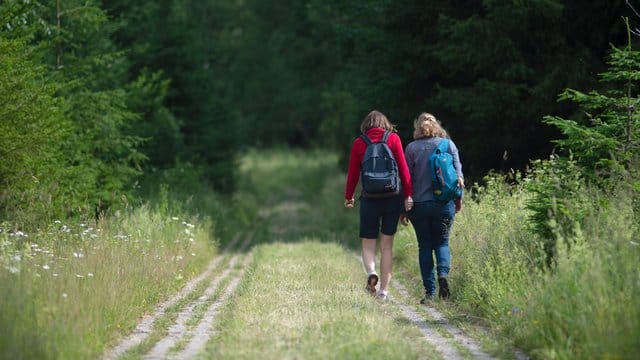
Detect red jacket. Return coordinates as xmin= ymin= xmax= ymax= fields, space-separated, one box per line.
xmin=345 ymin=128 xmax=412 ymax=200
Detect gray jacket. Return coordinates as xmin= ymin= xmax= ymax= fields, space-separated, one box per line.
xmin=404 ymin=137 xmax=464 ymax=202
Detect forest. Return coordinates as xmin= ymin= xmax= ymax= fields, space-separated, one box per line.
xmin=2 ymin=1 xmax=640 ymax=359
xmin=1 ymin=0 xmax=636 ymax=221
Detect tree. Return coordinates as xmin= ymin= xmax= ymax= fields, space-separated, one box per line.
xmin=0 ymin=35 xmax=70 ymax=222
xmin=544 ymin=17 xmax=640 ymax=183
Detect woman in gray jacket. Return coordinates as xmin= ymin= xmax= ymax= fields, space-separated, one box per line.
xmin=403 ymin=112 xmax=464 ymax=303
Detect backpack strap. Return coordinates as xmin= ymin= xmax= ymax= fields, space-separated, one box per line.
xmin=436 ymin=138 xmax=449 ymax=153
xmin=382 ymin=130 xmax=392 ymax=143
xmin=360 ymin=133 xmax=373 ymax=146
xmin=360 ymin=130 xmax=392 ymax=145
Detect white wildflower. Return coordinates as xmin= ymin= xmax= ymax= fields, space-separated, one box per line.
xmin=42 ymin=264 xmax=50 ymax=270
xmin=172 ymin=217 xmax=179 ymax=221
xmin=87 ymin=273 xmax=94 ymax=277
xmin=11 ymin=254 xmax=21 ymax=262
xmin=186 ymin=223 xmax=195 ymax=228
xmin=76 ymin=274 xmax=84 ymax=278
xmin=631 ymin=240 xmax=639 ymax=246
xmin=62 ymin=293 xmax=68 ymax=298
xmin=53 ymin=273 xmax=59 ymax=277
xmin=6 ymin=266 xmax=20 ymax=274
xmin=189 ymin=238 xmax=195 ymax=242
xmin=191 ymin=253 xmax=196 ymax=257
xmin=73 ymin=252 xmax=85 ymax=258
xmin=54 ymin=220 xmax=62 ymax=224
xmin=176 ymin=255 xmax=183 ymax=261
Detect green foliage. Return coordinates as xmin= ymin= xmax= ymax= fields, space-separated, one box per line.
xmin=0 ymin=1 xmax=150 ymax=222
xmin=125 ymin=70 xmax=183 ymax=169
xmin=0 ymin=35 xmax=72 ymax=223
xmin=524 ymin=156 xmax=591 ymax=264
xmin=44 ymin=0 xmax=147 ymax=211
xmin=517 ymin=17 xmax=640 ymax=265
xmin=315 ymin=0 xmax=631 ymax=176
xmin=543 ymin=40 xmax=640 ymax=182
xmin=505 ymin=191 xmax=640 ymax=359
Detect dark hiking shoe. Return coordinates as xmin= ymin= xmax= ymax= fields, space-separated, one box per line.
xmin=438 ymin=277 xmax=450 ymax=299
xmin=366 ymin=273 xmax=379 ymax=296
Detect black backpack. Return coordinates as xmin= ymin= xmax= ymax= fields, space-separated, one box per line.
xmin=360 ymin=131 xmax=401 ymax=198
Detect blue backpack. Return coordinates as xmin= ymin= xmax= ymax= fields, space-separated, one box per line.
xmin=429 ymin=138 xmax=462 ymax=202
xmin=360 ymin=131 xmax=400 ymax=198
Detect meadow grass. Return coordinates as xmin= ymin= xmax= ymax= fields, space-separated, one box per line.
xmin=204 ymin=241 xmax=439 ymax=360
xmin=395 ymin=173 xmax=639 ymax=359
xmin=0 ymin=203 xmax=216 ymax=359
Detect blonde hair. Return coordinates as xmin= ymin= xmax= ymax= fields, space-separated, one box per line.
xmin=413 ymin=112 xmax=448 ymax=139
xmin=360 ymin=110 xmax=395 ymax=133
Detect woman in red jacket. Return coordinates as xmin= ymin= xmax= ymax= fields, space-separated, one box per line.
xmin=344 ymin=110 xmax=413 ymax=301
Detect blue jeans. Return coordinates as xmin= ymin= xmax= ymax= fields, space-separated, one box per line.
xmin=408 ymin=200 xmax=455 ymax=296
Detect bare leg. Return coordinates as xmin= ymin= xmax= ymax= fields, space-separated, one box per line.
xmin=361 ymin=238 xmax=377 ymax=275
xmin=379 ymin=234 xmax=394 ymax=293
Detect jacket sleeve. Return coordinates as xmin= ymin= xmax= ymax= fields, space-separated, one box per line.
xmin=345 ymin=138 xmax=363 ymax=200
xmin=390 ymin=133 xmax=413 ymax=197
xmin=449 ymin=140 xmax=464 ymax=179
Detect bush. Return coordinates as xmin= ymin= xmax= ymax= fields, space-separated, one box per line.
xmin=524 ymin=156 xmax=592 ymax=265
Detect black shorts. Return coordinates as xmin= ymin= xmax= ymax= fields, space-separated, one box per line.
xmin=359 ymin=195 xmax=403 ymax=239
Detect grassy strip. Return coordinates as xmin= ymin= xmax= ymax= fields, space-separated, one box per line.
xmin=117 ymin=256 xmax=230 ymax=359
xmin=204 ymin=241 xmax=438 ymax=359
xmin=0 ymin=205 xmax=216 ymax=359
xmin=166 ymin=266 xmax=234 ymax=354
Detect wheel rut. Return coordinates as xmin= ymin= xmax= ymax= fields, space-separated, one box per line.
xmin=103 ymin=230 xmax=254 ymax=360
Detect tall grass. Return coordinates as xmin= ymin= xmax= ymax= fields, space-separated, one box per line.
xmin=395 ymin=172 xmax=640 ymax=359
xmin=0 ymin=202 xmax=216 ymax=359
xmin=506 ymin=192 xmax=640 ymax=359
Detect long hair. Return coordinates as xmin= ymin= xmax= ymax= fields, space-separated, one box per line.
xmin=360 ymin=110 xmax=395 ymax=133
xmin=413 ymin=112 xmax=448 ymax=139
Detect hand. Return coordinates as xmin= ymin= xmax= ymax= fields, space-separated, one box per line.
xmin=344 ymin=198 xmax=355 ymax=208
xmin=399 ymin=213 xmax=410 ymax=226
xmin=455 ymin=198 xmax=462 ymax=213
xmin=404 ymin=196 xmax=414 ymax=212
xmin=457 ymin=177 xmax=465 ymax=189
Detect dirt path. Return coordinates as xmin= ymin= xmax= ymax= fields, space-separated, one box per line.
xmin=103 ymin=231 xmax=253 ymax=360
xmin=390 ymin=279 xmax=496 ymax=360
xmin=104 ymin=183 xmax=522 ymax=359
